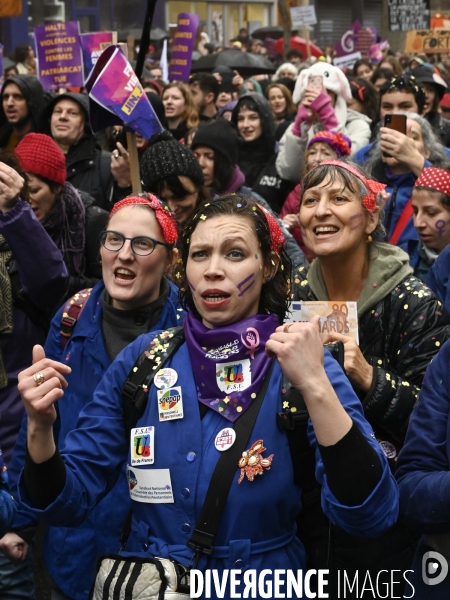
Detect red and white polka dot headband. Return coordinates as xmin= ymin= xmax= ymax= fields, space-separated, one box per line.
xmin=110 ymin=194 xmax=178 ymax=245
xmin=415 ymin=167 xmax=450 ymax=196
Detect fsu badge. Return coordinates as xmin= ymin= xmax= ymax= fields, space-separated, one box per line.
xmin=238 ymin=439 xmax=273 ymax=483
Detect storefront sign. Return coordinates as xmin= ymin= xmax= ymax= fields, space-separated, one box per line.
xmin=34 ymin=21 xmax=83 ymax=89
xmin=80 ymin=31 xmax=114 ymax=79
xmin=388 ymin=0 xmax=430 ymax=32
xmin=405 ymin=29 xmax=450 ymax=53
xmin=169 ymin=13 xmax=200 ymax=82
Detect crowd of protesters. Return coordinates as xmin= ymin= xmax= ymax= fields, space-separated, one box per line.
xmin=0 ymin=29 xmax=450 ymax=600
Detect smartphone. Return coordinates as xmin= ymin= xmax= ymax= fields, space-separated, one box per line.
xmin=308 ymin=75 xmax=323 ymax=91
xmin=382 ymin=114 xmax=407 ymax=157
xmin=384 ymin=113 xmax=407 ymax=134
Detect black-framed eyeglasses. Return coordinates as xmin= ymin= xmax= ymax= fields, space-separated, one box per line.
xmin=100 ymin=230 xmax=170 ymax=256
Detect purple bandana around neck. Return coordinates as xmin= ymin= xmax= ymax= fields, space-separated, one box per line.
xmin=184 ymin=311 xmax=279 ymax=422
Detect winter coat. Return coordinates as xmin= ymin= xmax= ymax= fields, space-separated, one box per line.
xmin=0 ymin=200 xmax=69 ymax=463
xmin=426 ymin=109 xmax=450 ymax=148
xmin=9 ymin=280 xmax=186 ymax=600
xmin=17 ymin=326 xmax=398 ymax=600
xmin=291 ymin=243 xmax=450 ymax=444
xmin=426 ymin=242 xmax=450 ymax=314
xmin=231 ymin=94 xmax=294 ymax=213
xmin=0 ymin=75 xmax=45 ymax=149
xmin=40 ymin=93 xmax=113 ymax=210
xmin=396 ymin=339 xmax=450 ymax=599
xmin=0 ymin=453 xmax=15 ymax=539
xmin=276 ymin=109 xmax=372 ymax=183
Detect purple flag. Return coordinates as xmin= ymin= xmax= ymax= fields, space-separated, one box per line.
xmin=80 ymin=32 xmax=114 ymax=79
xmin=85 ymin=45 xmax=163 ymax=139
xmin=169 ymin=13 xmax=200 ymax=81
xmin=334 ymin=21 xmax=377 ymax=58
xmin=35 ymin=21 xmax=83 ymax=89
xmin=0 ymin=45 xmax=3 ymax=81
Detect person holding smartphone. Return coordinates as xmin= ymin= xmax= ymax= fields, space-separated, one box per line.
xmin=276 ymin=62 xmax=372 ymax=183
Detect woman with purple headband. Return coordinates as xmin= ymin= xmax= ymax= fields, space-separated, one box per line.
xmin=16 ymin=194 xmax=397 ymax=599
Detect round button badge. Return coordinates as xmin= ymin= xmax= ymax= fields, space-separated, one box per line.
xmin=154 ymin=368 xmax=178 ymax=389
xmin=215 ymin=427 xmax=236 ymax=452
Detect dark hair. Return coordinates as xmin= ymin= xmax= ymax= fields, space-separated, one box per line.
xmin=14 ymin=44 xmax=30 ymax=64
xmin=347 ymin=77 xmax=380 ymax=124
xmin=379 ymin=56 xmax=403 ymax=75
xmin=237 ymin=97 xmax=259 ymax=114
xmin=353 ymin=58 xmax=373 ymax=77
xmin=211 ymin=156 xmax=235 ymax=194
xmin=189 ymin=72 xmax=220 ymax=102
xmin=151 ymin=174 xmax=209 ymax=211
xmin=175 ymin=194 xmax=292 ymax=323
xmin=286 ymin=48 xmax=304 ymax=61
xmin=370 ymin=67 xmax=396 ymax=87
xmin=301 ymin=160 xmax=385 ymax=241
xmin=379 ymin=74 xmax=426 ymax=114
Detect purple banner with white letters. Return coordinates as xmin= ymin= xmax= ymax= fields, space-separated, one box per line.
xmin=334 ymin=21 xmax=377 ymax=58
xmin=0 ymin=45 xmax=3 ymax=81
xmin=34 ymin=21 xmax=83 ymax=89
xmin=80 ymin=32 xmax=114 ymax=80
xmin=169 ymin=13 xmax=200 ymax=81
xmin=85 ymin=45 xmax=163 ymax=139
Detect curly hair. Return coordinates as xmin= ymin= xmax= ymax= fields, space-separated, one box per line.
xmin=174 ymin=193 xmax=292 ymax=323
xmin=300 ymin=159 xmax=386 ymax=241
xmin=162 ymin=82 xmax=199 ymax=129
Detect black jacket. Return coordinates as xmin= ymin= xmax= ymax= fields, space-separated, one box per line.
xmin=40 ymin=92 xmax=113 ymax=210
xmin=292 ymin=267 xmax=450 ymax=444
xmin=0 ymin=75 xmax=45 ymax=148
xmin=426 ymin=110 xmax=450 ymax=148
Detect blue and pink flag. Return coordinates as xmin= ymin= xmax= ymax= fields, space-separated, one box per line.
xmin=80 ymin=32 xmax=114 ymax=79
xmin=169 ymin=13 xmax=200 ymax=81
xmin=85 ymin=45 xmax=163 ymax=139
xmin=34 ymin=21 xmax=84 ymax=89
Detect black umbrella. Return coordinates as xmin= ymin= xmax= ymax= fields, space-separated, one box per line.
xmin=191 ymin=49 xmax=276 ymax=77
xmin=150 ymin=27 xmax=170 ymax=42
xmin=251 ymin=26 xmax=298 ymax=41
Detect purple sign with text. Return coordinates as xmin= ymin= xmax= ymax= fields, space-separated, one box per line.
xmin=35 ymin=21 xmax=83 ymax=89
xmin=169 ymin=13 xmax=200 ymax=81
xmin=80 ymin=32 xmax=113 ymax=79
xmin=334 ymin=21 xmax=377 ymax=58
xmin=85 ymin=45 xmax=163 ymax=139
xmin=0 ymin=45 xmax=3 ymax=81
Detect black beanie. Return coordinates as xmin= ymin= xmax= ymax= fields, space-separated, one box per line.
xmin=140 ymin=130 xmax=204 ymax=189
xmin=191 ymin=120 xmax=239 ymax=166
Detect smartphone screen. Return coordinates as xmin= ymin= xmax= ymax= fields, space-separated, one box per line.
xmin=308 ymin=75 xmax=323 ymax=91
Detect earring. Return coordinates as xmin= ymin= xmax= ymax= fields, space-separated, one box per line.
xmin=366 ymin=235 xmax=372 ymax=244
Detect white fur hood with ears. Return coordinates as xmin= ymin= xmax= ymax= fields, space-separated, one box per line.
xmin=293 ymin=61 xmax=352 ymax=128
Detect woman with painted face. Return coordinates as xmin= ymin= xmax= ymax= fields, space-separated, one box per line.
xmin=410 ymin=167 xmax=450 ymax=280
xmin=231 ymin=94 xmax=294 ymax=213
xmin=14 ymin=133 xmax=109 ymax=298
xmin=2 ymin=194 xmax=185 ymax=600
xmin=291 ymin=160 xmax=450 ymax=594
xmin=17 ymin=194 xmax=397 ymax=600
xmin=191 ymin=119 xmax=306 ymax=269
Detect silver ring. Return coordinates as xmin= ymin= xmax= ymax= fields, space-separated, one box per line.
xmin=113 ymin=153 xmax=119 ymax=159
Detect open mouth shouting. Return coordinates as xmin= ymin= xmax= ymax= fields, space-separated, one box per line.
xmin=313 ymin=225 xmax=340 ymax=238
xmin=114 ymin=268 xmax=136 ymax=283
xmin=200 ymin=289 xmax=231 ymax=309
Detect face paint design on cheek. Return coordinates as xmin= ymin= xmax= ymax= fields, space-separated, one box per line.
xmin=237 ymin=273 xmax=256 ymax=297
xmin=435 ymin=219 xmax=446 ymax=237
xmin=188 ymin=280 xmax=196 ymax=291
xmin=350 ymin=213 xmax=363 ymax=220
xmin=349 ymin=213 xmax=364 ymax=231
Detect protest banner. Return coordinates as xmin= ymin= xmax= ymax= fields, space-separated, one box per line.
xmin=0 ymin=45 xmax=3 ymax=81
xmin=80 ymin=31 xmax=115 ymax=79
xmin=286 ymin=301 xmax=359 ymax=344
xmin=35 ymin=21 xmax=83 ymax=89
xmin=334 ymin=21 xmax=377 ymax=58
xmin=85 ymin=45 xmax=163 ymax=141
xmin=388 ymin=0 xmax=430 ymax=32
xmin=405 ymin=28 xmax=450 ymax=53
xmin=333 ymin=51 xmax=362 ymax=70
xmin=290 ymin=5 xmax=317 ymax=27
xmin=169 ymin=13 xmax=200 ymax=81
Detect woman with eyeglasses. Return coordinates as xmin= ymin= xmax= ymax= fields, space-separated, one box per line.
xmin=2 ymin=194 xmax=186 ymax=600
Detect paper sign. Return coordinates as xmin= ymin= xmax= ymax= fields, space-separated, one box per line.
xmin=333 ymin=51 xmax=362 ymax=70
xmin=35 ymin=21 xmax=84 ymax=89
xmin=286 ymin=301 xmax=359 ymax=344
xmin=388 ymin=0 xmax=430 ymax=32
xmin=290 ymin=5 xmax=317 ymax=27
xmin=85 ymin=45 xmax=163 ymax=139
xmin=169 ymin=13 xmax=200 ymax=82
xmin=405 ymin=29 xmax=450 ymax=53
xmin=80 ymin=31 xmax=114 ymax=79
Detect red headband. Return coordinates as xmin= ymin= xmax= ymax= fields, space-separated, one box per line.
xmin=255 ymin=203 xmax=285 ymax=252
xmin=110 ymin=194 xmax=178 ymax=245
xmin=318 ymin=160 xmax=386 ymax=213
xmin=414 ymin=167 xmax=450 ymax=196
